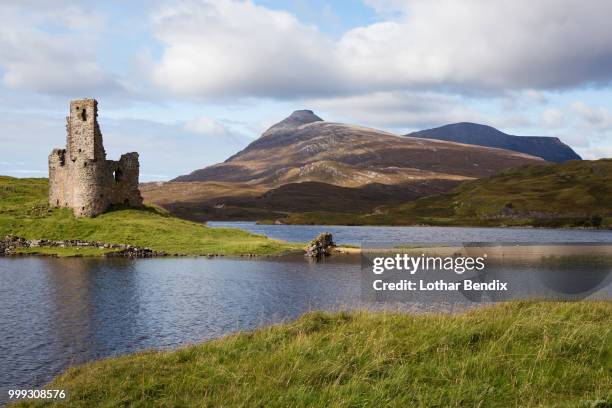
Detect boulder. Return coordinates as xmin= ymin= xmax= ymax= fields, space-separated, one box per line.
xmin=305 ymin=232 xmax=335 ymax=258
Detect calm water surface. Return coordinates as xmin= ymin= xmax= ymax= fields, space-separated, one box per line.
xmin=208 ymin=222 xmax=612 ymax=245
xmin=1 ymin=224 xmax=611 ymax=404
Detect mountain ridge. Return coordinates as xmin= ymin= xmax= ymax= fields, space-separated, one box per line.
xmin=407 ymin=122 xmax=581 ymax=163
xmin=173 ymin=112 xmax=544 ymax=185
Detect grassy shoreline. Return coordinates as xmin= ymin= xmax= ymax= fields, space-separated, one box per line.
xmin=283 ymin=211 xmax=612 ymax=228
xmin=0 ymin=176 xmax=301 ymax=256
xmin=12 ymin=301 xmax=612 ymax=407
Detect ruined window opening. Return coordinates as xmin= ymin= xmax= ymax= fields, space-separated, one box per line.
xmin=83 ymin=161 xmax=87 ymax=167
xmin=113 ymin=169 xmax=123 ymax=182
xmin=124 ymin=199 xmax=129 ymax=205
xmin=80 ymin=108 xmax=87 ymax=121
xmin=56 ymin=199 xmax=59 ymax=206
xmin=82 ymin=206 xmax=85 ymax=211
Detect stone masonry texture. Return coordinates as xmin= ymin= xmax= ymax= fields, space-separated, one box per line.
xmin=48 ymin=99 xmax=143 ymax=217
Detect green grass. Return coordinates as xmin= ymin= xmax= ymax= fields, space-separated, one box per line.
xmin=14 ymin=301 xmax=612 ymax=407
xmin=286 ymin=159 xmax=612 ymax=227
xmin=0 ymin=176 xmax=301 ymax=256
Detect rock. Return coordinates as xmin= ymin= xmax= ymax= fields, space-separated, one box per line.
xmin=0 ymin=235 xmax=167 ymax=258
xmin=305 ymin=232 xmax=335 ymax=258
xmin=1 ymin=235 xmax=28 ymax=256
xmin=107 ymin=246 xmax=167 ymax=258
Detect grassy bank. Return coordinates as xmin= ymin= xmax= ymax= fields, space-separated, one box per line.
xmin=14 ymin=301 xmax=612 ymax=407
xmin=0 ymin=176 xmax=301 ymax=256
xmin=284 ymin=159 xmax=612 ymax=227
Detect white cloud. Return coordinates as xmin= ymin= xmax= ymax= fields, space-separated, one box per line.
xmin=576 ymin=145 xmax=612 ymax=160
xmin=0 ymin=3 xmax=121 ymax=95
xmin=184 ymin=116 xmax=229 ymax=136
xmin=540 ymin=108 xmax=564 ymax=128
xmin=149 ymin=0 xmax=612 ymax=99
xmin=340 ymin=0 xmax=612 ymax=92
xmin=150 ymin=0 xmax=345 ymax=98
xmin=571 ymin=101 xmax=611 ymax=130
xmin=308 ymin=91 xmax=484 ymax=131
xmin=523 ymin=90 xmax=548 ymax=105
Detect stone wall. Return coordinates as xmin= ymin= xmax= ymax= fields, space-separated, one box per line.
xmin=49 ymin=99 xmax=143 ymax=217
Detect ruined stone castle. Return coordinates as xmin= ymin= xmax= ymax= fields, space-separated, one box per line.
xmin=49 ymin=99 xmax=143 ymax=217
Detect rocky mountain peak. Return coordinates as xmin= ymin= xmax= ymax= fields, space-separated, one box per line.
xmin=265 ymin=110 xmax=323 ymax=134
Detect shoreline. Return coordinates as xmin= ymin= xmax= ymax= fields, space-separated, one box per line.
xmin=0 ymin=234 xmax=305 ymax=259
xmin=4 ymin=235 xmax=611 ymax=260
xmin=274 ymin=220 xmax=612 ymax=230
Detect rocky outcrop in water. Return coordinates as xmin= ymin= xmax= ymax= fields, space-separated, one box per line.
xmin=305 ymin=232 xmax=336 ymax=258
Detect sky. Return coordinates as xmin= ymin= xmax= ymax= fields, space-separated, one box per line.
xmin=1 ymin=0 xmax=611 ymax=181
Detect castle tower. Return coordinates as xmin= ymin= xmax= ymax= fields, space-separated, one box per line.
xmin=49 ymin=99 xmax=143 ymax=217
xmin=67 ymin=99 xmax=105 ymax=162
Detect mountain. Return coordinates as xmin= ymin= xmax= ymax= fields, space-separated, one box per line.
xmin=142 ymin=111 xmax=546 ymax=222
xmin=172 ymin=112 xmax=544 ymax=186
xmin=284 ymin=159 xmax=612 ymax=228
xmin=407 ymin=122 xmax=581 ymax=163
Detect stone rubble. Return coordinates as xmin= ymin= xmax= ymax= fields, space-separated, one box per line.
xmin=0 ymin=235 xmax=167 ymax=258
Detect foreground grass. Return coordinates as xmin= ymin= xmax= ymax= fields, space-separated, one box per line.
xmin=15 ymin=302 xmax=612 ymax=407
xmin=286 ymin=159 xmax=612 ymax=227
xmin=0 ymin=176 xmax=301 ymax=256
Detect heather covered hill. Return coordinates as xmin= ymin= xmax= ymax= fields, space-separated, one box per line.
xmin=284 ymin=159 xmax=612 ymax=228
xmin=408 ymin=122 xmax=581 ymax=163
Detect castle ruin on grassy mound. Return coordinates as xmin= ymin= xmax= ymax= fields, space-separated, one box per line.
xmin=49 ymin=99 xmax=142 ymax=217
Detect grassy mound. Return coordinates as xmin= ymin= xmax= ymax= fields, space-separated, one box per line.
xmin=14 ymin=302 xmax=611 ymax=407
xmin=0 ymin=176 xmax=300 ymax=256
xmin=286 ymin=159 xmax=612 ymax=227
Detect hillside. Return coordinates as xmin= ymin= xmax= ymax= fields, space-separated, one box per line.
xmin=15 ymin=302 xmax=612 ymax=407
xmin=174 ymin=111 xmax=544 ymax=186
xmin=284 ymin=159 xmax=612 ymax=228
xmin=0 ymin=176 xmax=299 ymax=256
xmin=144 ymin=111 xmax=544 ymax=221
xmin=408 ymin=122 xmax=581 ymax=163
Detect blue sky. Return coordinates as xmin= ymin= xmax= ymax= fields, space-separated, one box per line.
xmin=1 ymin=0 xmax=611 ymax=180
